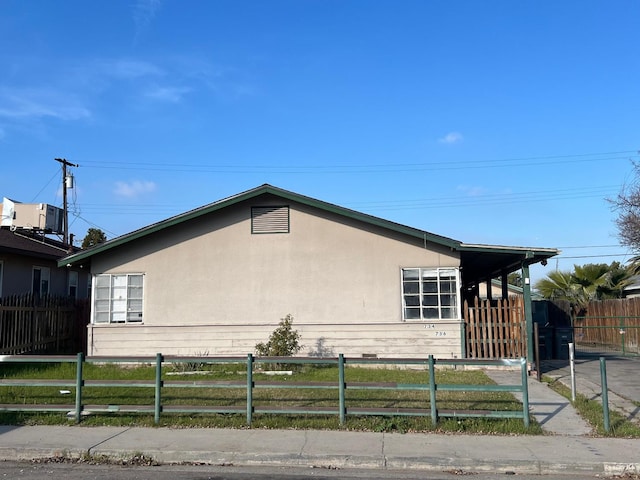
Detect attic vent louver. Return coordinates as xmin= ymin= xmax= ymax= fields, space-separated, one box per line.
xmin=251 ymin=206 xmax=290 ymax=234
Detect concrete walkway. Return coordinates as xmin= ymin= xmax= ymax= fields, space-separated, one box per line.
xmin=485 ymin=370 xmax=592 ymax=435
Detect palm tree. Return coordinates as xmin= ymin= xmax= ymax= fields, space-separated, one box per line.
xmin=535 ymin=270 xmax=576 ymax=301
xmin=572 ymin=263 xmax=610 ymax=305
xmin=625 ymin=255 xmax=640 ymax=276
xmin=599 ymin=262 xmax=632 ymax=298
xmin=534 ymin=263 xmax=632 ymax=322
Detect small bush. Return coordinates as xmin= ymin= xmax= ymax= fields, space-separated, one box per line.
xmin=255 ymin=314 xmax=302 ymax=357
xmin=170 ymin=351 xmax=210 ymax=373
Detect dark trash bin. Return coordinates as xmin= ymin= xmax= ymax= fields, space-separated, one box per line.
xmin=554 ymin=327 xmax=574 ymax=359
xmin=537 ymin=326 xmax=553 ymax=361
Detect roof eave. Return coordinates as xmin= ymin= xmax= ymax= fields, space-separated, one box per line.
xmin=459 ymin=243 xmax=560 ymax=259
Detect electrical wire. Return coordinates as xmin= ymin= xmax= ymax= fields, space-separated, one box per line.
xmin=29 ymin=169 xmax=60 ymax=203
xmin=78 ymin=150 xmax=639 ymax=174
xmin=71 ymin=212 xmax=118 ymax=238
xmin=71 ymin=184 xmax=618 ymax=217
xmin=557 ymin=245 xmax=621 ymax=249
xmin=555 ymin=254 xmax=631 ymax=259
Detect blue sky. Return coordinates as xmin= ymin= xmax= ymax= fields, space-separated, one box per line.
xmin=1 ymin=0 xmax=639 ymax=283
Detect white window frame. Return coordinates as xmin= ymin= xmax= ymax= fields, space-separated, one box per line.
xmin=32 ymin=266 xmax=50 ymax=296
xmin=401 ymin=267 xmax=461 ymax=321
xmin=92 ymin=273 xmax=144 ymax=324
xmin=68 ymin=270 xmax=79 ymax=299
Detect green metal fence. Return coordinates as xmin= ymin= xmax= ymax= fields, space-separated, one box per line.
xmin=0 ymin=354 xmax=530 ymax=427
xmin=574 ymin=317 xmax=640 ymax=357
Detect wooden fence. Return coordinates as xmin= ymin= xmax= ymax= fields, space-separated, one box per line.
xmin=464 ymin=297 xmax=526 ymax=359
xmin=575 ymin=298 xmax=640 ymax=354
xmin=0 ymin=294 xmax=89 ymax=355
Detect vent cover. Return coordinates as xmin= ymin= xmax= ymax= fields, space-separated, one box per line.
xmin=251 ymin=206 xmax=290 ymax=234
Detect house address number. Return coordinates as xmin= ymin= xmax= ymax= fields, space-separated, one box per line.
xmin=424 ymin=324 xmax=446 ymax=336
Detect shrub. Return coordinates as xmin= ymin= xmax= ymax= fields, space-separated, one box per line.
xmin=170 ymin=350 xmax=209 ymax=373
xmin=255 ymin=314 xmax=302 ymax=357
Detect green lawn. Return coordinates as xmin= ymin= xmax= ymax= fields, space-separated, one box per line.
xmin=0 ymin=361 xmax=539 ymax=434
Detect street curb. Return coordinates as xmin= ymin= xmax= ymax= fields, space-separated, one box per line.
xmin=5 ymin=447 xmax=638 ymax=477
xmin=0 ymin=447 xmax=86 ymax=462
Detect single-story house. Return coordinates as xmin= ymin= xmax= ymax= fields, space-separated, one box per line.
xmin=623 ymin=275 xmax=640 ymax=298
xmin=0 ymin=227 xmax=89 ymax=300
xmin=59 ymin=184 xmax=558 ymax=359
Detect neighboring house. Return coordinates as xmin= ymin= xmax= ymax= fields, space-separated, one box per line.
xmin=0 ymin=227 xmax=89 ymax=300
xmin=478 ymin=279 xmax=544 ymax=300
xmin=59 ymin=184 xmax=557 ymax=359
xmin=623 ymin=275 xmax=640 ymax=298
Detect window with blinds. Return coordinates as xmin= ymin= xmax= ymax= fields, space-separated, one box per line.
xmin=251 ymin=206 xmax=290 ymax=234
xmin=93 ymin=273 xmax=144 ymax=324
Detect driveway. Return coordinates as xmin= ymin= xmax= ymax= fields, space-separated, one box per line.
xmin=541 ymin=354 xmax=640 ymax=425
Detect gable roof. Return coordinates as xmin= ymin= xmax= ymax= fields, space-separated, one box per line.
xmin=0 ymin=228 xmax=72 ymax=260
xmin=58 ymin=184 xmax=558 ymax=283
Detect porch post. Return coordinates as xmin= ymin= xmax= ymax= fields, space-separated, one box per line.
xmin=501 ymin=272 xmax=509 ymax=299
xmin=521 ymin=259 xmax=534 ymax=369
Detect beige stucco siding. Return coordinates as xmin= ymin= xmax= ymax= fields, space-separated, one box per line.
xmin=88 ymin=196 xmax=462 ymax=357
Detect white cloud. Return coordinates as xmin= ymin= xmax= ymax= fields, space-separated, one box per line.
xmin=144 ymin=85 xmax=191 ymax=103
xmin=438 ymin=132 xmax=463 ymax=144
xmin=106 ymin=59 xmax=164 ymax=79
xmin=133 ymin=0 xmax=162 ymax=41
xmin=114 ymin=180 xmax=157 ymax=198
xmin=457 ymin=185 xmax=487 ymax=197
xmin=0 ymin=87 xmax=90 ymax=120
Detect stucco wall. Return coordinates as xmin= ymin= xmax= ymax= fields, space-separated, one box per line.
xmin=88 ymin=196 xmax=462 ymax=358
xmin=0 ymin=253 xmax=89 ymax=299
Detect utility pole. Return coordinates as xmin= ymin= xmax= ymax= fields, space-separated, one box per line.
xmin=54 ymin=158 xmax=79 ymax=246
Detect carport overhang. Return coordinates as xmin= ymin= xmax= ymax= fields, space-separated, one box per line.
xmin=458 ymin=243 xmax=559 ymax=367
xmin=458 ymin=243 xmax=559 ymax=289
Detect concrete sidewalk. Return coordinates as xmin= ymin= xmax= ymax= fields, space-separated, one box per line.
xmin=0 ymin=425 xmax=639 ymax=476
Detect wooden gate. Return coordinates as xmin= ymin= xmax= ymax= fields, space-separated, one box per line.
xmin=464 ymin=297 xmax=526 ymax=359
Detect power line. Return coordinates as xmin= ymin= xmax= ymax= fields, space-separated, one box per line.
xmin=73 ymin=185 xmax=618 ymax=217
xmin=71 ymin=213 xmax=118 ymax=238
xmin=557 ymin=245 xmax=621 ymax=249
xmin=554 ymin=254 xmax=631 ymax=260
xmin=78 ymin=150 xmax=639 ymax=174
xmin=29 ymin=168 xmax=60 ymax=203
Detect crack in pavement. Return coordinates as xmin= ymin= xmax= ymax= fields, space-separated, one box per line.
xmin=87 ymin=427 xmax=132 ymax=455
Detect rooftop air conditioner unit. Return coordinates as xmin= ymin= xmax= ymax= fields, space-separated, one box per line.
xmin=1 ymin=198 xmax=64 ymax=233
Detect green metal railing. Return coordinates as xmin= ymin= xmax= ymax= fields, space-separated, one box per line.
xmin=0 ymin=354 xmax=530 ymax=427
xmin=574 ymin=317 xmax=640 ymax=356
